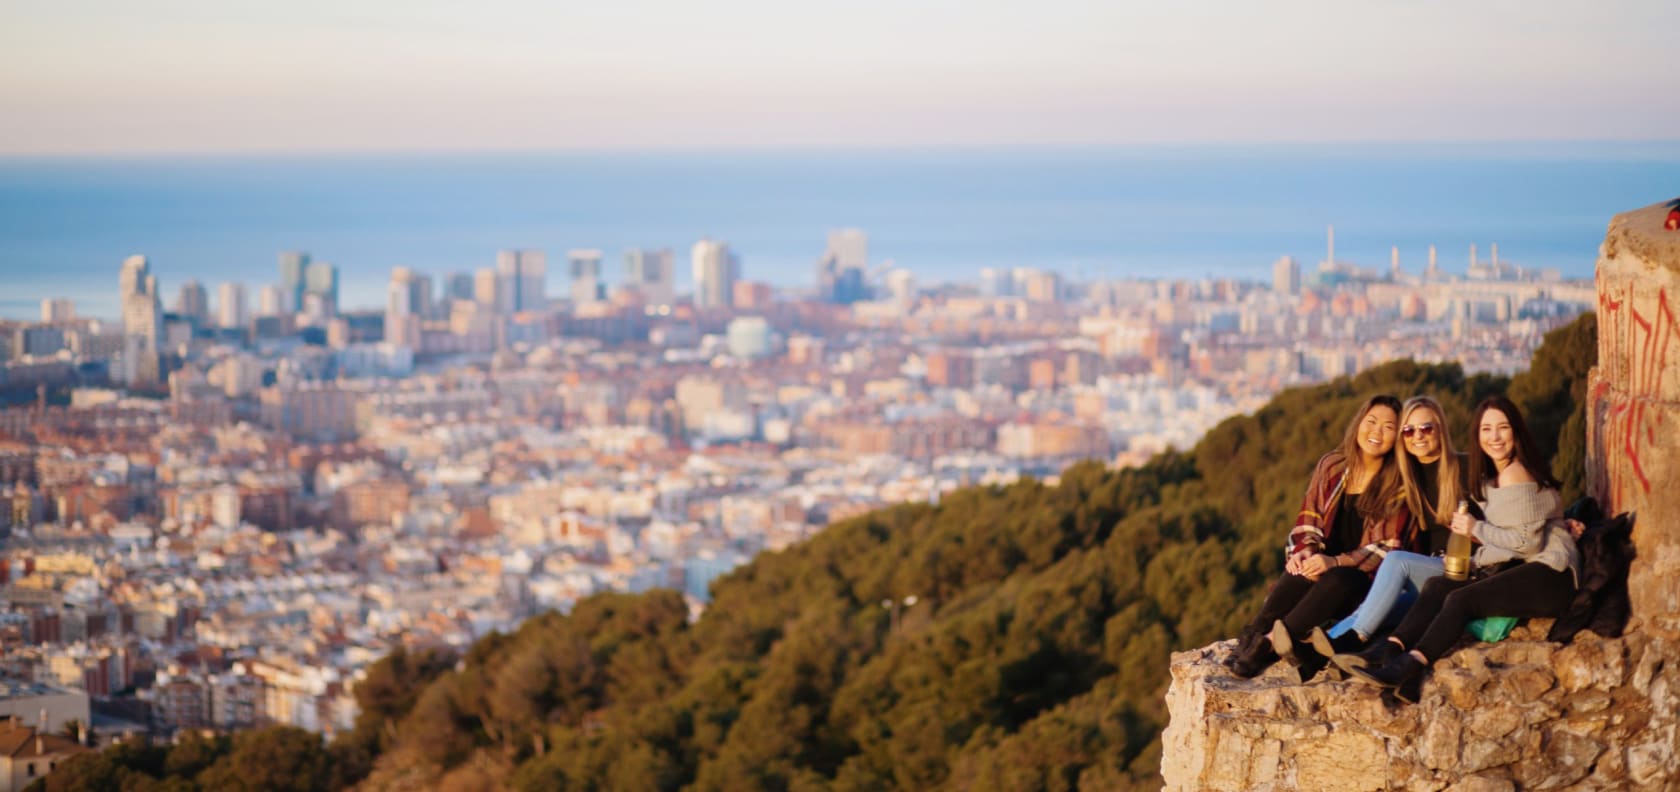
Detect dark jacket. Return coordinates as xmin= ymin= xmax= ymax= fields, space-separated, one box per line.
xmin=1547 ymin=503 xmax=1636 ymax=643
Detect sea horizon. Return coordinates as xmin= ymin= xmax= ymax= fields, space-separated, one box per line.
xmin=3 ymin=140 xmax=1678 ymax=321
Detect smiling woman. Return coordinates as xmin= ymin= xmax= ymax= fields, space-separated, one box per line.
xmin=1223 ymin=394 xmax=1414 ymax=681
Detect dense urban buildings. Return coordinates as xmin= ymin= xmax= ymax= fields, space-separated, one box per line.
xmin=0 ymin=229 xmax=1589 ymax=747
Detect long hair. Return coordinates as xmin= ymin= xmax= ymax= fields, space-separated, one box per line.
xmin=1466 ymin=395 xmax=1558 ymax=498
xmin=1334 ymin=394 xmax=1406 ymax=520
xmin=1396 ymin=395 xmax=1463 ymax=530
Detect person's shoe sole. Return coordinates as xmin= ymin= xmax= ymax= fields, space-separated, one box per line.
xmin=1308 ymin=626 xmax=1337 ymax=659
xmin=1269 ymin=620 xmax=1297 ymax=665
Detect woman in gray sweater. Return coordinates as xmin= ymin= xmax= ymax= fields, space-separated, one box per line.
xmin=1343 ymin=395 xmax=1583 ymax=691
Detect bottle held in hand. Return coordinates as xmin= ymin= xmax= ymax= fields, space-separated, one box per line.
xmin=1444 ymin=499 xmax=1473 ymax=581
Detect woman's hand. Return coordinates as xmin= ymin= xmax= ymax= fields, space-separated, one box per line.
xmin=1299 ymin=553 xmax=1333 ymax=580
xmin=1450 ymin=512 xmax=1477 ymax=536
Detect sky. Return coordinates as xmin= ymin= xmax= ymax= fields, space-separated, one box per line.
xmin=1 ymin=0 xmax=1677 ymax=155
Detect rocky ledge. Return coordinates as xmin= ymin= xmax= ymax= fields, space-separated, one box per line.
xmin=1161 ymin=620 xmax=1680 ymax=791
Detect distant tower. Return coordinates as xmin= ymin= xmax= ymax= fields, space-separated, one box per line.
xmin=217 ymin=282 xmax=247 ymax=329
xmin=119 ymin=255 xmax=162 ymax=387
xmin=1427 ymin=245 xmax=1440 ymax=280
xmin=1469 ymin=243 xmax=1478 ymax=271
xmin=1326 ymin=225 xmax=1335 ymax=269
xmin=278 ymin=251 xmax=309 ymax=313
xmin=624 ymin=248 xmax=675 ymax=307
xmin=496 ymin=250 xmax=547 ymax=313
xmin=40 ymin=299 xmax=74 ymax=323
xmin=692 ymin=239 xmax=739 ymax=309
xmin=257 ymin=284 xmax=285 ymax=317
xmin=385 ymin=267 xmax=422 ymax=345
xmin=568 ymin=249 xmax=606 ymax=305
xmin=175 ymin=280 xmax=209 ymax=325
xmin=1272 ymin=256 xmax=1300 ymax=296
xmin=1390 ymin=247 xmax=1401 ymax=278
xmin=303 ymin=261 xmax=339 ymax=315
xmin=1491 ymin=243 xmax=1500 ymax=267
xmin=817 ymin=228 xmax=869 ymax=304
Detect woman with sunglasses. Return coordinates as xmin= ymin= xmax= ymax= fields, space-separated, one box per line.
xmin=1343 ymin=395 xmax=1582 ymax=692
xmin=1224 ymin=394 xmax=1412 ymax=680
xmin=1307 ymin=396 xmax=1466 ymax=663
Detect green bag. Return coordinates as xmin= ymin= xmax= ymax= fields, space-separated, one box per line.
xmin=1467 ymin=616 xmax=1520 ymax=642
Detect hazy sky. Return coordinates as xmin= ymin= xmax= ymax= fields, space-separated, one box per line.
xmin=3 ymin=0 xmax=1676 ymax=154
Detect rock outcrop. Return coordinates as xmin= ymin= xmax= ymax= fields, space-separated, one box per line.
xmin=1588 ymin=199 xmax=1680 ymax=635
xmin=1162 ymin=200 xmax=1680 ymax=790
xmin=1163 ymin=621 xmax=1680 ymax=791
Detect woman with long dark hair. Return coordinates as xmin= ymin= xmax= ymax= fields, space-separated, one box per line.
xmin=1225 ymin=394 xmax=1413 ymax=680
xmin=1308 ymin=395 xmax=1466 ymax=659
xmin=1343 ymin=395 xmax=1582 ymax=691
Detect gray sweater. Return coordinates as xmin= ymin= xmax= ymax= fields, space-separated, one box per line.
xmin=1471 ymin=482 xmax=1581 ymax=585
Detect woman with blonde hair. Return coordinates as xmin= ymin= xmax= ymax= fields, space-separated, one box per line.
xmin=1225 ymin=394 xmax=1413 ymax=680
xmin=1309 ymin=395 xmax=1465 ymax=661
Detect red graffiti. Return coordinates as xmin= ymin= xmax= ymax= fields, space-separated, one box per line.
xmin=1598 ymin=284 xmax=1680 ymax=509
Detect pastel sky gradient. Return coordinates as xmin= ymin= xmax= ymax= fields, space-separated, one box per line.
xmin=3 ymin=0 xmax=1677 ymax=154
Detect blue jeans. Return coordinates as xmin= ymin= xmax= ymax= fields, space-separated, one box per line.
xmin=1329 ymin=551 xmax=1445 ymax=640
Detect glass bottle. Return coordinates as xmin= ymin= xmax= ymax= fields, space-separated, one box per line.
xmin=1444 ymin=499 xmax=1473 ymax=581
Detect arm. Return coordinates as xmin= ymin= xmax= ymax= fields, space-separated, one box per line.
xmin=1471 ymin=488 xmax=1562 ymax=555
xmin=1287 ymin=454 xmax=1341 ymax=560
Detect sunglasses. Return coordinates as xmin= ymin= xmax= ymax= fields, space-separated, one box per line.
xmin=1401 ymin=423 xmax=1438 ymax=439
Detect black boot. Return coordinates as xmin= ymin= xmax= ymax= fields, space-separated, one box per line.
xmin=1226 ymin=628 xmax=1278 ymax=679
xmin=1334 ymin=637 xmax=1402 ymax=672
xmin=1348 ymin=651 xmax=1426 ymax=689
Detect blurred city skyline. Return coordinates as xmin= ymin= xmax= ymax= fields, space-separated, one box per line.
xmin=2 ymin=0 xmax=1678 ymax=155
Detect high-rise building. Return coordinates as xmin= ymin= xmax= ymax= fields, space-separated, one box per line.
xmin=1426 ymin=245 xmax=1440 ymax=281
xmin=1272 ymin=256 xmax=1300 ymax=295
xmin=691 ymin=240 xmax=738 ymax=309
xmin=623 ymin=248 xmax=675 ymax=306
xmin=816 ymin=228 xmax=869 ymax=304
xmin=303 ymin=261 xmax=338 ymax=315
xmin=568 ymin=249 xmax=606 ymax=305
xmin=119 ymin=255 xmax=163 ymax=387
xmin=1391 ymin=246 xmax=1401 ymax=279
xmin=474 ymin=268 xmax=500 ymax=310
xmin=40 ymin=299 xmax=74 ymax=323
xmin=385 ymin=267 xmax=421 ymax=346
xmin=217 ymin=283 xmax=247 ymax=329
xmin=175 ymin=280 xmax=209 ymax=325
xmin=278 ymin=251 xmax=309 ymax=313
xmin=257 ymin=285 xmax=285 ymax=317
xmin=495 ymin=250 xmax=547 ymax=313
xmin=446 ymin=272 xmax=476 ymax=302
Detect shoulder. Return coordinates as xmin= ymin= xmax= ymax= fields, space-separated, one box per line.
xmin=1314 ymin=452 xmax=1345 ymax=475
xmin=1500 ymin=461 xmax=1538 ymax=486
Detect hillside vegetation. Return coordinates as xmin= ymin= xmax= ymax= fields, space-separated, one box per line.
xmin=39 ymin=314 xmax=1596 ymax=792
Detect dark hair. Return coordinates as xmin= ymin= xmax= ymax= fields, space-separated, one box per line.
xmin=1335 ymin=394 xmax=1406 ymax=520
xmin=1466 ymin=395 xmax=1558 ymax=498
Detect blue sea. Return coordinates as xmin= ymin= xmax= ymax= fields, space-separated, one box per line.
xmin=2 ymin=142 xmax=1678 ymax=320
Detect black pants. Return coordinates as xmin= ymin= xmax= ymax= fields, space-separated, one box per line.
xmin=1390 ymin=561 xmax=1575 ymax=661
xmin=1242 ymin=568 xmax=1372 ymax=641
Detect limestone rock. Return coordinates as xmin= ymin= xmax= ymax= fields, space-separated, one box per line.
xmin=1161 ymin=634 xmax=1680 ymax=790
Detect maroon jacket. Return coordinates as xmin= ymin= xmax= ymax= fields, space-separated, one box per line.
xmin=1286 ymin=452 xmax=1414 ymax=574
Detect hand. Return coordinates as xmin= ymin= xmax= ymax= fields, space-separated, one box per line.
xmin=1299 ymin=554 xmax=1332 ymax=580
xmin=1450 ymin=512 xmax=1477 ymax=536
xmin=1566 ymin=518 xmax=1586 ymax=539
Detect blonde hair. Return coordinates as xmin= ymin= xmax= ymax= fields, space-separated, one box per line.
xmin=1396 ymin=396 xmax=1463 ymax=530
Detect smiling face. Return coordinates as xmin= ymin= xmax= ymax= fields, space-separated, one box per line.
xmin=1479 ymin=408 xmax=1515 ymax=466
xmin=1401 ymin=405 xmax=1443 ymax=463
xmin=1358 ymin=404 xmax=1399 ymax=461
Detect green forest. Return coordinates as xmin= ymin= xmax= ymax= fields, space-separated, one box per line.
xmin=36 ymin=314 xmax=1597 ymax=792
